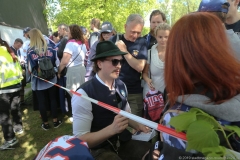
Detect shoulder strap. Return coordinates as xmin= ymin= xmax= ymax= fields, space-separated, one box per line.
xmin=149 ymin=49 xmax=152 ymax=79
xmin=66 ymin=43 xmax=84 ymax=68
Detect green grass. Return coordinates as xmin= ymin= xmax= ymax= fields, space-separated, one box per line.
xmin=0 ymin=90 xmax=73 ymax=160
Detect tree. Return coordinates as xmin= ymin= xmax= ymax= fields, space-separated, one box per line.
xmin=45 ymin=0 xmax=158 ymax=34
xmin=158 ymin=0 xmax=201 ymax=25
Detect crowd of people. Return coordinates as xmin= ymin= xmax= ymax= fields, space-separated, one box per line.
xmin=1 ymin=0 xmax=240 ymax=159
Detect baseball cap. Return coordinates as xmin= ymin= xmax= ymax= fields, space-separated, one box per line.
xmin=80 ymin=26 xmax=87 ymax=35
xmin=100 ymin=22 xmax=113 ymax=33
xmin=23 ymin=27 xmax=31 ymax=35
xmin=198 ymin=0 xmax=230 ymax=13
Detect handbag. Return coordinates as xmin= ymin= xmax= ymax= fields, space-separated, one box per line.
xmin=60 ymin=42 xmax=83 ymax=76
xmin=143 ymin=49 xmax=164 ymax=122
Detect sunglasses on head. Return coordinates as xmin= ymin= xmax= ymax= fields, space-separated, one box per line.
xmin=104 ymin=58 xmax=124 ymax=66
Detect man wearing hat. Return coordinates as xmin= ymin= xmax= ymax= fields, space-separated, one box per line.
xmin=85 ymin=21 xmax=114 ymax=81
xmin=22 ymin=27 xmax=31 ymax=56
xmin=72 ymin=41 xmax=151 ymax=159
xmin=198 ymin=0 xmax=240 ymax=61
xmin=225 ymin=0 xmax=240 ymax=33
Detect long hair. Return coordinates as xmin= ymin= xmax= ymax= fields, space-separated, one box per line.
xmin=69 ymin=24 xmax=85 ymax=43
xmin=164 ymin=12 xmax=240 ymax=106
xmin=28 ymin=28 xmax=47 ymax=54
xmin=0 ymin=37 xmax=13 ymax=54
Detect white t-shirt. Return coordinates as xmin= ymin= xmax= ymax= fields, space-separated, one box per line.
xmin=72 ymin=74 xmax=131 ymax=137
xmin=22 ymin=39 xmax=30 ymax=60
xmin=63 ymin=42 xmax=87 ymax=67
xmin=143 ymin=44 xmax=165 ymax=96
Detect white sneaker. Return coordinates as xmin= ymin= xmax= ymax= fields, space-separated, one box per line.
xmin=0 ymin=137 xmax=18 ymax=150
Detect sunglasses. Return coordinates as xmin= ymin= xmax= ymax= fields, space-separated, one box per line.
xmin=104 ymin=59 xmax=124 ymax=66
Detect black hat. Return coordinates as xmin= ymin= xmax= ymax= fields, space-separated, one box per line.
xmin=91 ymin=41 xmax=127 ymax=61
xmin=23 ymin=27 xmax=31 ymax=35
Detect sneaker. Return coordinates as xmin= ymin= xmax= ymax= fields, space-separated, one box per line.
xmin=41 ymin=123 xmax=50 ymax=131
xmin=0 ymin=137 xmax=18 ymax=150
xmin=69 ymin=117 xmax=73 ymax=123
xmin=14 ymin=128 xmax=24 ymax=135
xmin=53 ymin=120 xmax=62 ymax=128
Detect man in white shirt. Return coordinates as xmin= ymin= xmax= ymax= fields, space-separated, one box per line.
xmin=72 ymin=41 xmax=151 ymax=159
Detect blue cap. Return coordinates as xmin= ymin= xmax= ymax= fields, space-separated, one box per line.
xmin=80 ymin=26 xmax=87 ymax=35
xmin=198 ymin=0 xmax=230 ymax=13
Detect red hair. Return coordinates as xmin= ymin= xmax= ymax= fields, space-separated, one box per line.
xmin=164 ymin=12 xmax=240 ymax=106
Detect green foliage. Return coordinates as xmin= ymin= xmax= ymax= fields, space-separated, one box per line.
xmin=158 ymin=0 xmax=201 ymax=25
xmin=46 ymin=0 xmax=158 ymax=33
xmin=169 ymin=108 xmax=239 ymax=159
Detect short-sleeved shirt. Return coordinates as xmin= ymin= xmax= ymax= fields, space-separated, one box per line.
xmin=225 ymin=20 xmax=240 ymax=35
xmin=111 ymin=35 xmax=148 ymax=94
xmin=63 ymin=40 xmax=87 ymax=67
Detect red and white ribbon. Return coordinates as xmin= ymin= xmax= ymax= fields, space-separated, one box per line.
xmin=32 ymin=75 xmax=187 ymax=141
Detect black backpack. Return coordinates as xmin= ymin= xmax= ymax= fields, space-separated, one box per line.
xmin=38 ymin=56 xmax=56 ymax=80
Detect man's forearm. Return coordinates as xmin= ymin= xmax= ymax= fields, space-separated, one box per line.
xmin=124 ymin=53 xmax=145 ymax=72
xmin=78 ymin=125 xmax=115 ymax=148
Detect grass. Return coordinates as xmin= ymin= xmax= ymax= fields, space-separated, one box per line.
xmin=0 ymin=86 xmax=73 ymax=160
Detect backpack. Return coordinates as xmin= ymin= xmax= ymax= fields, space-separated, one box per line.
xmin=38 ymin=56 xmax=56 ymax=80
xmin=89 ymin=32 xmax=100 ymax=48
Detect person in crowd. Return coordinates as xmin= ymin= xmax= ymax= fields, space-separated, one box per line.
xmin=27 ymin=28 xmax=62 ymax=130
xmin=226 ymin=0 xmax=240 ymax=33
xmin=11 ymin=38 xmax=26 ymax=104
xmin=0 ymin=37 xmax=23 ymax=150
xmin=85 ymin=21 xmax=114 ymax=81
xmin=111 ymin=14 xmax=148 ymax=117
xmin=22 ymin=27 xmax=31 ymax=57
xmin=89 ymin=18 xmax=101 ymax=48
xmin=11 ymin=38 xmax=24 ymax=61
xmin=146 ymin=12 xmax=240 ymax=160
xmin=142 ymin=23 xmax=171 ymax=97
xmin=198 ymin=0 xmax=240 ymax=63
xmin=57 ymin=24 xmax=69 ymax=59
xmin=72 ymin=41 xmax=152 ymax=159
xmin=80 ymin=26 xmax=90 ymax=67
xmin=58 ymin=24 xmax=87 ymax=96
xmin=52 ymin=31 xmax=60 ymax=44
xmin=56 ymin=24 xmax=69 ymax=114
xmin=143 ymin=10 xmax=166 ymax=49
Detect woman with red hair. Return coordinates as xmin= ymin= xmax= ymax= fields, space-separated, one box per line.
xmin=146 ymin=12 xmax=240 ymax=159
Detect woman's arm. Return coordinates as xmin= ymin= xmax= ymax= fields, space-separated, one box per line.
xmin=142 ymin=63 xmax=155 ymax=90
xmin=57 ymin=52 xmax=71 ymax=78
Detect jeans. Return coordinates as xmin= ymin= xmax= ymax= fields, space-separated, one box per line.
xmin=0 ymin=90 xmax=22 ymax=141
xmin=35 ymin=86 xmax=58 ymax=122
xmin=91 ymin=140 xmax=152 ymax=160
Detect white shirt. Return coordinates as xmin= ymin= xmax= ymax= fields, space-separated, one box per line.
xmin=72 ymin=74 xmax=131 ymax=136
xmin=63 ymin=42 xmax=87 ymax=67
xmin=22 ymin=39 xmax=30 ymax=58
xmin=143 ymin=44 xmax=165 ymax=96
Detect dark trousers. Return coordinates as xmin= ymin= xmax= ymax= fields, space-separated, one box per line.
xmin=91 ymin=140 xmax=152 ymax=160
xmin=57 ymin=76 xmax=67 ymax=113
xmin=35 ymin=86 xmax=58 ymax=123
xmin=0 ymin=91 xmax=22 ymax=141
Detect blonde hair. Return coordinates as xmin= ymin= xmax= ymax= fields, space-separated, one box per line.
xmin=29 ymin=28 xmax=47 ymax=54
xmin=154 ymin=23 xmax=171 ymax=36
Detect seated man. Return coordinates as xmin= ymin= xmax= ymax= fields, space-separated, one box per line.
xmin=72 ymin=41 xmax=152 ymax=160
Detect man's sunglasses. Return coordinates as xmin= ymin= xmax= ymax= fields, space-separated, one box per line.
xmin=104 ymin=59 xmax=124 ymax=66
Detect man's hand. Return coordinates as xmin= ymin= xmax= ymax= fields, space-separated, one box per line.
xmin=137 ymin=123 xmax=151 ymax=133
xmin=109 ymin=114 xmax=129 ymax=135
xmin=116 ymin=40 xmax=128 ymax=53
